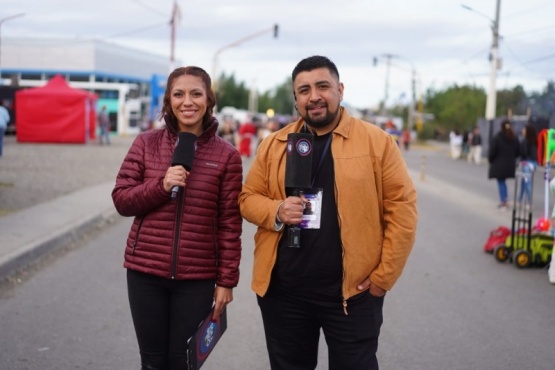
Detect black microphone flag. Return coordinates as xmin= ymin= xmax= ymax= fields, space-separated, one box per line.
xmin=284 ymin=132 xmax=313 ymax=248
xmin=285 ymin=133 xmax=313 ymax=190
xmin=171 ymin=132 xmax=198 ymax=199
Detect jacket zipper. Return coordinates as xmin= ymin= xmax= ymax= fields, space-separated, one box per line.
xmin=171 ymin=188 xmax=184 ymax=279
xmin=212 ymin=219 xmax=219 ymax=268
xmin=132 ymin=218 xmax=145 ymax=256
xmin=335 ymin=176 xmax=349 ymax=316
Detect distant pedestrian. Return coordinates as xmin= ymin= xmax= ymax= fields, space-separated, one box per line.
xmin=218 ymin=115 xmax=237 ymax=147
xmin=257 ymin=118 xmax=279 ymax=148
xmin=488 ymin=119 xmax=520 ymax=210
xmin=518 ymin=123 xmax=538 ymax=205
xmin=449 ymin=130 xmax=463 ymax=159
xmin=97 ymin=105 xmax=111 ymax=145
xmin=402 ymin=128 xmax=411 ymax=150
xmin=467 ymin=127 xmax=482 ymax=164
xmin=385 ymin=120 xmax=401 ymax=146
xmin=462 ymin=129 xmax=470 ymax=157
xmin=238 ymin=117 xmax=258 ymax=158
xmin=0 ymin=101 xmax=10 ymax=157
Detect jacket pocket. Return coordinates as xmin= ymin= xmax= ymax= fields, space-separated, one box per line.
xmin=131 ymin=218 xmax=145 ymax=256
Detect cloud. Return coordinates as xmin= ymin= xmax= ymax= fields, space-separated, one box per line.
xmin=3 ymin=0 xmax=555 ymax=109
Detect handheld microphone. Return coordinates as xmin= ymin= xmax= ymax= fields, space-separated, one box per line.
xmin=284 ymin=132 xmax=314 ymax=248
xmin=171 ymin=132 xmax=198 ymax=199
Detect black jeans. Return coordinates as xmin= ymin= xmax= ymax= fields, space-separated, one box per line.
xmin=257 ymin=288 xmax=384 ymax=370
xmin=126 ymin=269 xmax=214 ymax=370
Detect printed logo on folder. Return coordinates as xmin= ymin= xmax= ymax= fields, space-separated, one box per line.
xmin=187 ymin=306 xmax=227 ymax=370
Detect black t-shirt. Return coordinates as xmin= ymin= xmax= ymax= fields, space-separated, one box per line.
xmin=271 ymin=132 xmax=343 ymax=301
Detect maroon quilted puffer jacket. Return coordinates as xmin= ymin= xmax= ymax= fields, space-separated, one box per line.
xmin=112 ymin=119 xmax=243 ymax=288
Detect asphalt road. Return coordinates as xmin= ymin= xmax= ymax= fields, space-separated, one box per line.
xmin=1 ymin=142 xmax=554 ymax=369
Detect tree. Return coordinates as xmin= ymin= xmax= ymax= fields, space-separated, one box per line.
xmin=424 ymin=84 xmax=486 ymax=134
xmin=528 ymin=80 xmax=555 ymax=117
xmin=496 ymin=85 xmax=527 ymax=116
xmin=215 ymin=72 xmax=249 ymax=110
xmin=257 ymin=78 xmax=295 ymax=115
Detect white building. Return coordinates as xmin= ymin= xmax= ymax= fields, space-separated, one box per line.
xmin=0 ymin=37 xmax=172 ymax=135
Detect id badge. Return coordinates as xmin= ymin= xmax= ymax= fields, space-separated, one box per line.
xmin=299 ymin=189 xmax=323 ymax=229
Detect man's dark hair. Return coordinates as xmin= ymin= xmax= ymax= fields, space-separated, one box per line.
xmin=291 ymin=55 xmax=340 ymax=82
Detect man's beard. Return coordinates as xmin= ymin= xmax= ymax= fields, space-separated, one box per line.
xmin=302 ymin=103 xmax=340 ymax=129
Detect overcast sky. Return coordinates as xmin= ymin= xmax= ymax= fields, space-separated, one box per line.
xmin=2 ymin=0 xmax=555 ymax=110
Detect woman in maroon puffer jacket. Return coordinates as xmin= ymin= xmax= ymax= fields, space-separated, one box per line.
xmin=112 ymin=66 xmax=242 ymax=369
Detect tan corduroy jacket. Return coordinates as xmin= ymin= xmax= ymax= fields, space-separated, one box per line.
xmin=239 ymin=108 xmax=417 ymax=301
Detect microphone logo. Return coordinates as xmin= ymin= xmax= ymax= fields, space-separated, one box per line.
xmin=296 ymin=139 xmax=312 ymax=156
xmin=287 ymin=138 xmax=312 ymax=156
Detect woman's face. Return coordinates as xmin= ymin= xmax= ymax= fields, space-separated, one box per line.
xmin=170 ymin=74 xmax=207 ymax=135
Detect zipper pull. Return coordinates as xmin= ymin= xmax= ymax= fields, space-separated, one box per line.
xmin=343 ymin=300 xmax=348 ymax=316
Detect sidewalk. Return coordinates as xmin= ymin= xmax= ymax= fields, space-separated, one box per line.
xmin=0 ymin=134 xmax=135 ymax=280
xmin=0 ymin=182 xmax=116 ymax=279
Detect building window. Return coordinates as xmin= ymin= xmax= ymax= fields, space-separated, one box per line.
xmin=20 ymin=73 xmax=42 ymax=81
xmin=69 ymin=74 xmax=90 ymax=82
xmin=97 ymin=90 xmax=118 ymax=99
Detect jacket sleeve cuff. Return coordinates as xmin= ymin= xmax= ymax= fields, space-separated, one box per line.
xmin=274 ymin=201 xmax=285 ymax=231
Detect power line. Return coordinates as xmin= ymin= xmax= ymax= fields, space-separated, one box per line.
xmin=105 ymin=22 xmax=167 ymax=39
xmin=504 ymin=23 xmax=555 ymax=39
xmin=524 ymin=52 xmax=555 ymax=65
xmin=128 ymin=0 xmax=169 ymax=17
xmin=503 ymin=1 xmax=555 ymax=20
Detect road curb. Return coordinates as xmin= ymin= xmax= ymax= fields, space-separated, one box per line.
xmin=0 ymin=182 xmax=117 ymax=280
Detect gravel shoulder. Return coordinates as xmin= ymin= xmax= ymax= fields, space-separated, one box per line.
xmin=0 ymin=134 xmax=136 ymax=217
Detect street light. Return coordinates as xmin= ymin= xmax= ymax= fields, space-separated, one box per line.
xmin=0 ymin=13 xmax=25 ymax=85
xmin=461 ymin=2 xmax=501 ymax=121
xmin=211 ymin=24 xmax=279 ymax=109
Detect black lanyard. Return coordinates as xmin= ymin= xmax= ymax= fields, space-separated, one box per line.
xmin=310 ymin=133 xmax=332 ymax=189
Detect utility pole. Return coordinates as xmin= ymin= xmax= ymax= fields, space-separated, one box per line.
xmin=374 ymin=53 xmax=418 ymax=128
xmin=381 ymin=54 xmax=393 ymax=116
xmin=169 ymin=0 xmax=180 ymax=72
xmin=486 ymin=0 xmax=501 ymax=121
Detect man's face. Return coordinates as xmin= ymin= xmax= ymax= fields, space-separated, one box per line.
xmin=293 ymin=67 xmax=343 ymax=131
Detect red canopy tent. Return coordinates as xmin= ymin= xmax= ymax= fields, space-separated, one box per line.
xmin=15 ymin=75 xmax=97 ymax=143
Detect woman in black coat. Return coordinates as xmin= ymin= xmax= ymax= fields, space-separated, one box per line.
xmin=488 ymin=119 xmax=520 ymax=209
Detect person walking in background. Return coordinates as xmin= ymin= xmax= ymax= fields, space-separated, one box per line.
xmin=218 ymin=115 xmax=237 ymax=147
xmin=239 ymin=55 xmax=418 ymax=370
xmin=462 ymin=129 xmax=470 ymax=158
xmin=488 ymin=119 xmax=520 ymax=210
xmin=384 ymin=120 xmax=401 ymax=146
xmin=402 ymin=127 xmax=411 ymax=150
xmin=97 ymin=105 xmax=111 ymax=145
xmin=257 ymin=118 xmax=279 ymax=148
xmin=112 ymin=66 xmax=243 ymax=369
xmin=238 ymin=116 xmax=258 ymax=158
xmin=0 ymin=101 xmax=10 ymax=157
xmin=518 ymin=123 xmax=538 ymax=206
xmin=449 ymin=129 xmax=463 ymax=159
xmin=467 ymin=126 xmax=483 ymax=164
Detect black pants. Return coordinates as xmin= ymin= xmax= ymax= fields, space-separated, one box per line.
xmin=257 ymin=288 xmax=384 ymax=370
xmin=126 ymin=269 xmax=214 ymax=370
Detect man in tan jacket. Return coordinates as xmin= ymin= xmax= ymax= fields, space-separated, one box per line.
xmin=239 ymin=55 xmax=417 ymax=370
